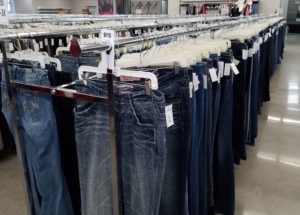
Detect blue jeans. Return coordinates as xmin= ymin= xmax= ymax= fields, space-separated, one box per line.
xmin=1 ymin=65 xmax=74 ymax=215
xmin=213 ymin=52 xmax=235 ymax=215
xmin=189 ymin=63 xmax=206 ymax=215
xmin=57 ymin=54 xmax=101 ymax=81
xmin=155 ymin=68 xmax=190 ymax=215
xmin=73 ymin=80 xmax=166 ymax=215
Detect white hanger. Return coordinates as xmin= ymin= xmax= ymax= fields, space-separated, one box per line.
xmin=78 ymin=66 xmax=158 ymax=90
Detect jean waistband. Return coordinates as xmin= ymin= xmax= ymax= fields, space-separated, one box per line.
xmin=2 ymin=65 xmax=49 ymax=86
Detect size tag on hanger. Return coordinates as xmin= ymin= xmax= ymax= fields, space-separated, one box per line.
xmin=51 ymin=39 xmax=55 ymax=46
xmin=193 ymin=73 xmax=200 ymax=91
xmin=242 ymin=50 xmax=248 ymax=60
xmin=189 ymin=82 xmax=193 ymax=98
xmin=101 ymin=29 xmax=115 ymax=70
xmin=209 ymin=68 xmax=218 ymax=82
xmin=165 ymin=105 xmax=174 ymax=128
xmin=218 ymin=61 xmax=224 ymax=78
xmin=44 ymin=38 xmax=49 ymax=46
xmin=224 ymin=63 xmax=231 ymax=76
xmin=233 ymin=58 xmax=240 ymax=66
xmin=203 ymin=75 xmax=207 ymax=90
xmin=231 ymin=63 xmax=240 ymax=75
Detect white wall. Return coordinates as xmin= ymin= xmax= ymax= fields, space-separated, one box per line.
xmin=15 ymin=0 xmax=33 ymax=13
xmin=70 ymin=0 xmax=98 ymax=14
xmin=258 ymin=0 xmax=281 ymax=15
xmin=31 ymin=0 xmax=73 ymax=13
xmin=168 ymin=0 xmax=180 ymax=15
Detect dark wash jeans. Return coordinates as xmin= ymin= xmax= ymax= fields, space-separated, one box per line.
xmin=189 ymin=63 xmax=207 ymax=215
xmin=154 ymin=68 xmax=190 ymax=215
xmin=73 ymin=80 xmax=166 ymax=215
xmin=57 ymin=53 xmax=101 ymax=81
xmin=231 ymin=41 xmax=248 ymax=164
xmin=1 ymin=65 xmax=74 ymax=215
xmin=47 ymin=65 xmax=81 ymax=215
xmin=213 ymin=52 xmax=235 ymax=215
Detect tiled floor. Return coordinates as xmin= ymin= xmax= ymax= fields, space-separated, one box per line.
xmin=235 ymin=34 xmax=300 ymax=215
xmin=0 ymin=34 xmax=300 ymax=215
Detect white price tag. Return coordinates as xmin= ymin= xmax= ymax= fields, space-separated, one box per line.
xmin=203 ymin=75 xmax=207 ymax=90
xmin=218 ymin=61 xmax=224 ymax=78
xmin=248 ymin=49 xmax=254 ymax=57
xmin=44 ymin=38 xmax=49 ymax=46
xmin=0 ymin=0 xmax=8 ymax=25
xmin=231 ymin=63 xmax=240 ymax=75
xmin=224 ymin=63 xmax=231 ymax=76
xmin=192 ymin=73 xmax=199 ymax=91
xmin=242 ymin=50 xmax=248 ymax=60
xmin=189 ymin=82 xmax=193 ymax=98
xmin=165 ymin=105 xmax=174 ymax=128
xmin=101 ymin=29 xmax=115 ymax=70
xmin=39 ymin=41 xmax=43 ymax=49
xmin=259 ymin=37 xmax=263 ymax=44
xmin=233 ymin=58 xmax=240 ymax=65
xmin=209 ymin=68 xmax=218 ymax=82
xmin=8 ymin=43 xmax=14 ymax=51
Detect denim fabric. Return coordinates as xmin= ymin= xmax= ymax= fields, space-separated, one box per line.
xmin=57 ymin=54 xmax=101 ymax=81
xmin=213 ymin=52 xmax=235 ymax=215
xmin=231 ymin=41 xmax=248 ymax=164
xmin=73 ymin=80 xmax=166 ymax=215
xmin=155 ymin=68 xmax=191 ymax=215
xmin=47 ymin=64 xmax=81 ymax=215
xmin=189 ymin=63 xmax=207 ymax=215
xmin=1 ymin=65 xmax=74 ymax=215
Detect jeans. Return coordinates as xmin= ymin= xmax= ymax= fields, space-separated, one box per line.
xmin=47 ymin=64 xmax=81 ymax=215
xmin=57 ymin=54 xmax=101 ymax=81
xmin=1 ymin=65 xmax=74 ymax=215
xmin=213 ymin=52 xmax=235 ymax=215
xmin=231 ymin=41 xmax=248 ymax=164
xmin=74 ymin=80 xmax=166 ymax=215
xmin=155 ymin=68 xmax=190 ymax=215
xmin=189 ymin=63 xmax=206 ymax=215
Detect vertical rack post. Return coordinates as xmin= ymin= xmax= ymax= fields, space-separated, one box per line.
xmin=0 ymin=41 xmax=31 ymax=215
xmin=101 ymin=29 xmax=120 ymax=215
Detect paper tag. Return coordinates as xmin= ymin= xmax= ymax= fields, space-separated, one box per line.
xmin=218 ymin=61 xmax=224 ymax=78
xmin=231 ymin=63 xmax=240 ymax=75
xmin=165 ymin=105 xmax=174 ymax=128
xmin=248 ymin=49 xmax=254 ymax=57
xmin=203 ymin=75 xmax=207 ymax=89
xmin=242 ymin=50 xmax=248 ymax=60
xmin=51 ymin=39 xmax=55 ymax=46
xmin=44 ymin=38 xmax=49 ymax=46
xmin=259 ymin=37 xmax=263 ymax=44
xmin=192 ymin=73 xmax=199 ymax=91
xmin=209 ymin=68 xmax=218 ymax=82
xmin=101 ymin=29 xmax=115 ymax=70
xmin=233 ymin=58 xmax=240 ymax=65
xmin=39 ymin=41 xmax=43 ymax=49
xmin=189 ymin=82 xmax=193 ymax=98
xmin=0 ymin=0 xmax=9 ymax=25
xmin=224 ymin=63 xmax=231 ymax=76
xmin=9 ymin=43 xmax=14 ymax=51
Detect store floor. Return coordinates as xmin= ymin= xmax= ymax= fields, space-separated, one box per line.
xmin=0 ymin=34 xmax=300 ymax=215
xmin=235 ymin=33 xmax=300 ymax=215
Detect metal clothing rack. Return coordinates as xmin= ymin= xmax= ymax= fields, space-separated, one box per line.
xmin=0 ymin=14 xmax=283 ymax=215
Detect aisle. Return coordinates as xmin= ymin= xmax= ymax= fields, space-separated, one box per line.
xmin=235 ymin=34 xmax=300 ymax=215
xmin=0 ymin=155 xmax=27 ymax=215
